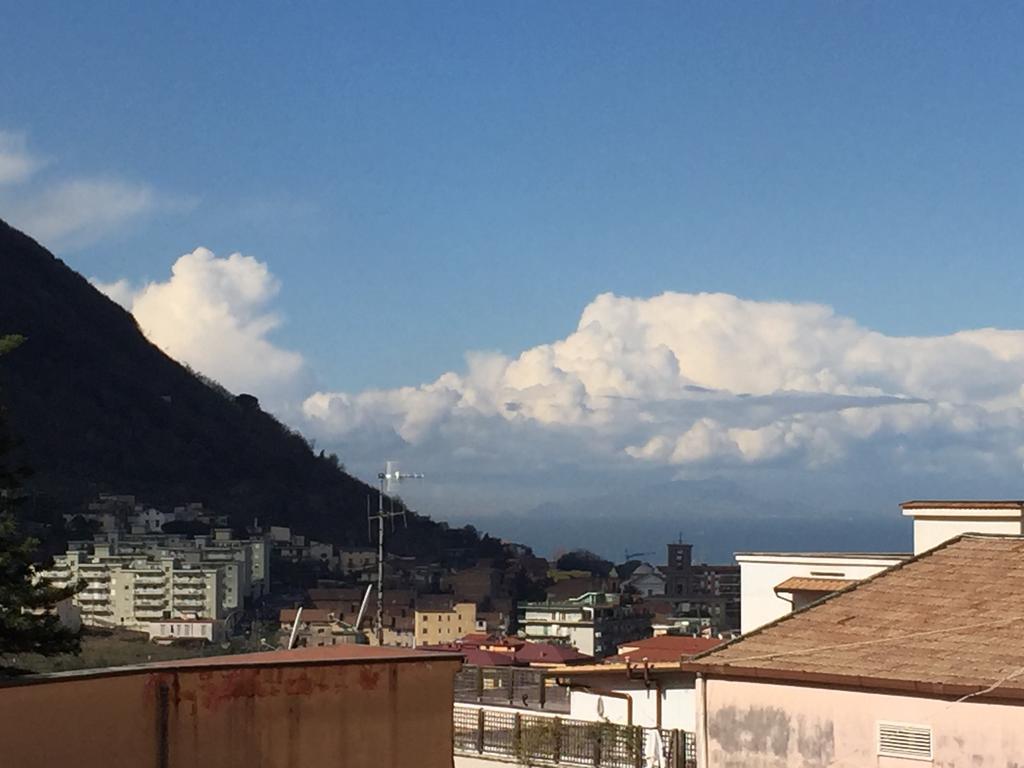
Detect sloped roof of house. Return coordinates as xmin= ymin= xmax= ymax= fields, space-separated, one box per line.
xmin=418 ymin=644 xmax=519 ymax=666
xmin=610 ymin=635 xmax=724 ymax=663
xmin=515 ymin=642 xmax=593 ymax=665
xmin=773 ymin=576 xmax=859 ymax=593
xmin=686 ymin=535 xmax=1024 ymax=700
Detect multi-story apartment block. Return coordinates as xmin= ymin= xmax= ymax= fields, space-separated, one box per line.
xmin=41 ymin=551 xmax=224 ymax=631
xmin=79 ymin=528 xmax=269 ymax=610
xmin=517 ymin=593 xmax=651 ymax=657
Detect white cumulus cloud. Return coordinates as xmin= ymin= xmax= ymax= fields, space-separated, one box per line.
xmin=302 ymin=291 xmax=1024 ymax=480
xmin=93 ymin=248 xmax=306 ymax=405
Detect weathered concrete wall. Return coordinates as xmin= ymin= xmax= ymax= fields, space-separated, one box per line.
xmin=0 ymin=656 xmax=460 ymax=768
xmin=705 ymin=677 xmax=1024 ymax=768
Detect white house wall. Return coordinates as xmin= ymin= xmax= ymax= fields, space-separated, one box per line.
xmin=735 ymin=555 xmax=904 ymax=634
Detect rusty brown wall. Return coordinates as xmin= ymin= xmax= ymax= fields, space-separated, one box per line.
xmin=0 ymin=658 xmax=460 ymax=768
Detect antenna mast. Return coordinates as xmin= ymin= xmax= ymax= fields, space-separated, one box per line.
xmin=369 ymin=460 xmax=423 ymax=645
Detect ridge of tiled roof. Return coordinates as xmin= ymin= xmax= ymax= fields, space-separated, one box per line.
xmin=686 ymin=534 xmax=1024 ymax=697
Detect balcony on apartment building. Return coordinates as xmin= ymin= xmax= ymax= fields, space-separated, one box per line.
xmin=79 ymin=604 xmax=113 ymax=616
xmin=173 ymin=572 xmax=206 ymax=583
xmin=78 ymin=590 xmax=111 ymax=603
xmin=0 ymin=645 xmax=463 ymax=768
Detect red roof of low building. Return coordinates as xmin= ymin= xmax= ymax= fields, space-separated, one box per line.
xmin=610 ymin=635 xmax=724 ymax=663
xmin=418 ymin=644 xmax=519 ymax=666
xmin=458 ymin=633 xmax=525 ymax=650
xmin=515 ymin=642 xmax=593 ymax=665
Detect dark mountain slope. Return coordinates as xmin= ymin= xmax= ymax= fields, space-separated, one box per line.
xmin=0 ymin=218 xmax=488 ymax=559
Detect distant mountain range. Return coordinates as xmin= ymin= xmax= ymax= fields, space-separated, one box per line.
xmin=472 ymin=477 xmax=912 ymax=563
xmin=0 ymin=218 xmax=497 ymax=561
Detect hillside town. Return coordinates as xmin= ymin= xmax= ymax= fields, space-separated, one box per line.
xmin=5 ymin=4 xmax=1024 ymax=768
xmin=19 ymin=493 xmax=1024 ymax=767
xmin=34 ymin=492 xmax=741 ymax=656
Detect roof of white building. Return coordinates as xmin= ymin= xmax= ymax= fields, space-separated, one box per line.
xmin=688 ymin=534 xmax=1024 ymax=701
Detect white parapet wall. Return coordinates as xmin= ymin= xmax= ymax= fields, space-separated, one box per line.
xmin=901 ymin=501 xmax=1024 ymax=554
xmin=734 ymin=552 xmax=907 ymax=634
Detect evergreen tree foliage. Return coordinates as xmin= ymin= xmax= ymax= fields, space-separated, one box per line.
xmin=1 ymin=334 xmax=81 ymax=657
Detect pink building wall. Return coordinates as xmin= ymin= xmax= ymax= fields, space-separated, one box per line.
xmin=703 ymin=677 xmax=1024 ymax=768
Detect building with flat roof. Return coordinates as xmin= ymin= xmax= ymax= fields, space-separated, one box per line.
xmin=735 ymin=499 xmax=1024 ymax=634
xmin=0 ymin=645 xmax=463 ymax=768
xmin=733 ymin=551 xmax=907 ymax=633
xmin=687 ymin=534 xmax=1024 ymax=768
xmin=415 ymin=598 xmax=477 ymax=647
xmin=517 ymin=593 xmax=650 ymax=657
xmin=41 ymin=550 xmax=226 ymax=631
xmin=901 ymin=499 xmax=1024 ymax=553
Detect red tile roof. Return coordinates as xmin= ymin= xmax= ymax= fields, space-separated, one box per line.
xmin=515 ymin=643 xmax=593 ymax=664
xmin=418 ymin=645 xmax=519 ymax=666
xmin=610 ymin=635 xmax=723 ymax=663
xmin=458 ymin=633 xmax=524 ymax=649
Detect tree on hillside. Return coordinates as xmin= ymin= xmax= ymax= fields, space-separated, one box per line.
xmin=555 ymin=549 xmax=614 ymax=577
xmin=0 ymin=335 xmax=81 ymax=658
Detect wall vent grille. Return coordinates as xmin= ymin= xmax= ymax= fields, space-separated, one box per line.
xmin=878 ymin=721 xmax=933 ymax=760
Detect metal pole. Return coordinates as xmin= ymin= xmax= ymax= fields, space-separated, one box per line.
xmin=376 ymin=474 xmax=385 ymax=645
xmin=287 ymin=607 xmax=303 ymax=650
xmin=354 ymin=582 xmax=373 ymax=630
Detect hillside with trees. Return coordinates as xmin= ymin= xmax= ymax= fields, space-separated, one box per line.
xmin=0 ymin=218 xmax=499 ymax=562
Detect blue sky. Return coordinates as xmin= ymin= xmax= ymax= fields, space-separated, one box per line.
xmin=4 ymin=3 xmax=1024 ymax=544
xmin=4 ymin=3 xmax=1024 ymax=388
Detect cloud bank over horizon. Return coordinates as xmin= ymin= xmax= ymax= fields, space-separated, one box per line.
xmin=89 ymin=249 xmax=1024 ymax=510
xmin=303 ymin=291 xmax=1024 ymax=481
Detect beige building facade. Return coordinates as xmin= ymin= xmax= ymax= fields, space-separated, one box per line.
xmin=415 ymin=601 xmax=476 ymax=646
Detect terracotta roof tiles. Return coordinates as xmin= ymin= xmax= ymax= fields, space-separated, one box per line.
xmin=687 ymin=535 xmax=1024 ymax=696
xmin=773 ymin=577 xmax=859 ymax=593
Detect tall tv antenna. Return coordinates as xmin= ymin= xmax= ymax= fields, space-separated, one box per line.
xmin=368 ymin=460 xmax=423 ymax=645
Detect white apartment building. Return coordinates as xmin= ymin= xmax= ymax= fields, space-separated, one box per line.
xmin=517 ymin=594 xmax=650 ymax=657
xmin=81 ymin=528 xmax=269 ymax=610
xmin=736 ymin=499 xmax=1024 ymax=634
xmin=42 ymin=551 xmax=224 ymax=630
